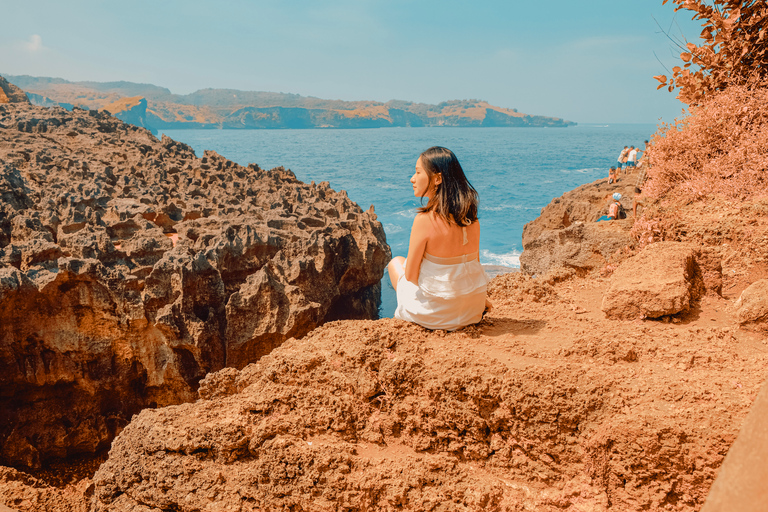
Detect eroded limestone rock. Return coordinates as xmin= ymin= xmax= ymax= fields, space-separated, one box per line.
xmin=0 ymin=83 xmax=390 ymax=467
xmin=520 ymin=177 xmax=635 ymax=276
xmin=0 ymin=466 xmax=89 ymax=512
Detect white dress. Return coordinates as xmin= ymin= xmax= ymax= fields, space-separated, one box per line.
xmin=394 ymin=247 xmax=489 ymax=331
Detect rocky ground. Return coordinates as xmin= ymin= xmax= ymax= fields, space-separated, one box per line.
xmin=3 ymin=252 xmax=766 ymax=511
xmin=2 ymin=75 xmax=767 ymax=511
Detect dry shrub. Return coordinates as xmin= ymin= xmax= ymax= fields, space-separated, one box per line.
xmin=644 ymin=85 xmax=768 ymax=203
xmin=630 ymin=206 xmax=675 ymax=248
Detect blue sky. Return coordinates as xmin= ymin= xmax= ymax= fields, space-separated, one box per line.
xmin=1 ymin=0 xmax=704 ymax=123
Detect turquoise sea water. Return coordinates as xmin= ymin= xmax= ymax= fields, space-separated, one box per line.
xmin=160 ymin=124 xmax=656 ymax=317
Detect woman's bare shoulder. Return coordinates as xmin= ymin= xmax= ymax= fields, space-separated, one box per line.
xmin=410 ymin=212 xmax=434 ymax=236
xmin=413 ymin=211 xmax=438 ymax=226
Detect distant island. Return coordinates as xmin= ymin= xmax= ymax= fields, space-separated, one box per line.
xmin=4 ymin=74 xmax=576 ymax=131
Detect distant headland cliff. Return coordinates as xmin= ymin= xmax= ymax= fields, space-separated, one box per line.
xmin=4 ymin=74 xmax=576 ymax=131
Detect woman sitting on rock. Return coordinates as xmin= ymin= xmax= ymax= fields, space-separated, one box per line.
xmin=387 ymin=146 xmax=489 ymax=330
xmin=596 ymin=192 xmax=625 ymax=221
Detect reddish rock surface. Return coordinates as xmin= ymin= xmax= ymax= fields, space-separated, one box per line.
xmin=734 ymin=279 xmax=768 ymax=328
xmin=601 ymin=242 xmax=708 ymax=320
xmin=84 ymin=270 xmax=766 ymax=512
xmin=0 ymin=86 xmax=390 ymax=468
xmin=0 ymin=467 xmax=89 ymax=512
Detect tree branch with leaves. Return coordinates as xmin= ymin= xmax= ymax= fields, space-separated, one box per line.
xmin=655 ymin=0 xmax=768 ymax=104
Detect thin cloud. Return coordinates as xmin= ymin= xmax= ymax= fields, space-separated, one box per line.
xmin=24 ymin=34 xmax=44 ymax=52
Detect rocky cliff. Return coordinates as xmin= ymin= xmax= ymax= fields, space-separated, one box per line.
xmin=0 ymin=91 xmax=390 ymax=468
xmin=519 ymin=174 xmax=637 ymax=276
xmin=5 ymin=75 xmax=576 ymax=130
xmin=0 ymin=77 xmax=30 ymax=105
xmin=99 ymin=96 xmax=151 ymax=132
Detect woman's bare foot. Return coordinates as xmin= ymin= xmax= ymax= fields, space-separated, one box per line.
xmin=483 ymin=298 xmax=494 ymax=317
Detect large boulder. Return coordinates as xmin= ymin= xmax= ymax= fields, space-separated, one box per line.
xmin=92 ymin=320 xmax=530 ymax=512
xmin=0 ymin=89 xmax=390 ymax=466
xmin=734 ymin=279 xmax=768 ymax=328
xmin=88 ymin=315 xmax=749 ymax=512
xmin=601 ymin=242 xmax=707 ymax=320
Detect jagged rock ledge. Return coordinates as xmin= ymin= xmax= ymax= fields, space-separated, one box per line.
xmin=0 ymin=87 xmax=390 ymax=468
xmin=519 ymin=174 xmax=637 ymax=277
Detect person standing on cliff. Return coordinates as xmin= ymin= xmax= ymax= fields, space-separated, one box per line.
xmin=627 ymin=146 xmax=638 ymax=169
xmin=617 ymin=146 xmax=629 ymax=171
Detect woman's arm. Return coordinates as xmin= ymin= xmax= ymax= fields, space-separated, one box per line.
xmin=404 ymin=213 xmax=430 ymax=284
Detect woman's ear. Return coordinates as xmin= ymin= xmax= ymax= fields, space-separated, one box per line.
xmin=434 ymin=173 xmax=442 ymax=185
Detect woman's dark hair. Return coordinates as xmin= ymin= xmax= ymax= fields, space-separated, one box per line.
xmin=417 ymin=146 xmax=478 ymax=226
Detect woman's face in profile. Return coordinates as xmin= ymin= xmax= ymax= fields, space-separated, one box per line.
xmin=410 ymin=157 xmax=440 ymax=199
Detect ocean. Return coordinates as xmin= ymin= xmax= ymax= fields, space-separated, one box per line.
xmin=159 ymin=124 xmax=657 ymax=317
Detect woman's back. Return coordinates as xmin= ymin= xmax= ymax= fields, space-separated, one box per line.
xmin=395 ymin=212 xmax=487 ymax=330
xmin=421 ymin=213 xmax=480 ymax=258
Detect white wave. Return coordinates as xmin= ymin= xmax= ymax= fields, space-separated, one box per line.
xmin=383 ymin=223 xmax=404 ymax=234
xmin=562 ymin=167 xmax=603 ymax=174
xmin=483 ymin=203 xmax=528 ymax=212
xmin=480 ymin=249 xmax=520 ymax=268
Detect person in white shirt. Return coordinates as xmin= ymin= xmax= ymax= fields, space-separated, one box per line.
xmin=627 ymin=146 xmax=638 ymax=169
xmin=617 ymin=146 xmax=629 ymax=170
